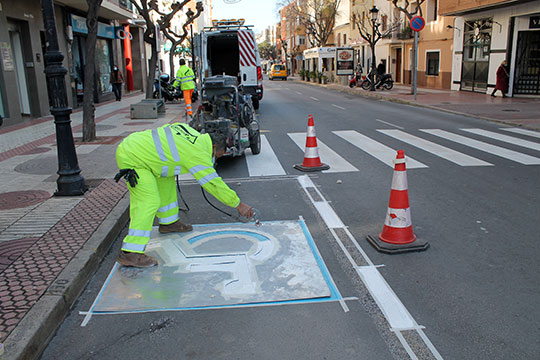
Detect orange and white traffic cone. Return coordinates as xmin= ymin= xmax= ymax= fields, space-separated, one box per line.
xmin=294 ymin=115 xmax=330 ymax=172
xmin=367 ymin=149 xmax=429 ymax=254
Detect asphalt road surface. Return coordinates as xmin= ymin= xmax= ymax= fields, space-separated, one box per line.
xmin=41 ymin=78 xmax=540 ymax=360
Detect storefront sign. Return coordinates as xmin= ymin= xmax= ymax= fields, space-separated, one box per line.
xmin=0 ymin=42 xmax=14 ymax=71
xmin=71 ymin=14 xmax=115 ymax=39
xmin=336 ymin=48 xmax=354 ymax=75
xmin=530 ymin=16 xmax=540 ymax=29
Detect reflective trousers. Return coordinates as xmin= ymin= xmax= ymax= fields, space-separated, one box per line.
xmin=117 ymin=150 xmax=180 ymax=254
xmin=183 ymin=89 xmax=194 ymax=116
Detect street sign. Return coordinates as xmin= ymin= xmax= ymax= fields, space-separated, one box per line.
xmin=410 ymin=16 xmax=425 ymax=32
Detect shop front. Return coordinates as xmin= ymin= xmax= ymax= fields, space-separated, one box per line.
xmin=70 ymin=14 xmax=116 ymax=105
xmin=510 ymin=14 xmax=540 ymax=96
xmin=303 ymin=47 xmax=336 ymax=81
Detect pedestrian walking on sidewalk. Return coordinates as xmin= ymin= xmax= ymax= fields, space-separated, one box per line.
xmin=114 ymin=123 xmax=254 ymax=268
xmin=111 ymin=65 xmax=124 ymax=101
xmin=173 ymin=58 xmax=196 ymax=117
xmin=491 ymin=60 xmax=509 ymax=98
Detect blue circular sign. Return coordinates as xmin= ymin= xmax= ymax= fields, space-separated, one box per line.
xmin=410 ymin=16 xmax=425 ymax=32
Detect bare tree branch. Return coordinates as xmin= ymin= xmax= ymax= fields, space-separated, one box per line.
xmin=282 ymin=0 xmax=341 ymax=47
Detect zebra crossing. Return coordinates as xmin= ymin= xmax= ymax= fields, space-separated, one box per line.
xmin=180 ymin=128 xmax=540 ymax=180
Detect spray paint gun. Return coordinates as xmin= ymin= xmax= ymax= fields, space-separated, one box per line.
xmin=251 ymin=208 xmax=262 ymax=227
xmin=236 ymin=207 xmax=262 ymax=227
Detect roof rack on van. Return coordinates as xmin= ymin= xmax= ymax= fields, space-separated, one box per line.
xmin=205 ymin=18 xmax=254 ymax=31
xmin=204 ymin=24 xmax=254 ymax=31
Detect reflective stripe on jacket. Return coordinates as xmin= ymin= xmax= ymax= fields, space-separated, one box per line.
xmin=173 ymin=65 xmax=195 ymax=90
xmin=116 ymin=123 xmax=240 ymax=208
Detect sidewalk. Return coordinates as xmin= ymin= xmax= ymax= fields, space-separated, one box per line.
xmin=289 ymin=75 xmax=540 ymax=131
xmin=0 ymin=93 xmax=187 ymax=359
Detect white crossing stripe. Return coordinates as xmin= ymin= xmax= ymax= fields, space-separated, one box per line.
xmin=333 ymin=130 xmax=427 ymax=169
xmin=378 ymin=129 xmax=492 ymax=166
xmin=421 ymin=129 xmax=540 ymax=165
xmin=245 ymin=135 xmax=286 ymax=176
xmin=462 ymin=128 xmax=540 ymax=152
xmin=288 ymin=133 xmax=359 ymax=173
xmin=501 ymin=127 xmax=540 ymax=139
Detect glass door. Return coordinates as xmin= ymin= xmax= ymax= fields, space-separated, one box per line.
xmin=461 ymin=19 xmax=492 ymax=93
xmin=513 ymin=30 xmax=540 ymax=95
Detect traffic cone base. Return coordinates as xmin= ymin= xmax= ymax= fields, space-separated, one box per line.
xmin=366 ymin=235 xmax=429 ymax=254
xmin=294 ymin=162 xmax=330 ymax=172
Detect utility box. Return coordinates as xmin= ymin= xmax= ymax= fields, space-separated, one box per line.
xmin=130 ymin=99 xmax=165 ymax=119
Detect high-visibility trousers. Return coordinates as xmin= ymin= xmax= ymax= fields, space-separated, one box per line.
xmin=183 ymin=89 xmax=194 ymax=116
xmin=116 ymin=149 xmax=180 ymax=254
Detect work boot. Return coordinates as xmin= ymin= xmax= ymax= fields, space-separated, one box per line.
xmin=117 ymin=251 xmax=158 ymax=268
xmin=159 ymin=220 xmax=193 ymax=233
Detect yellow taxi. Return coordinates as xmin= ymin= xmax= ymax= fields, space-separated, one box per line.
xmin=269 ymin=64 xmax=287 ymax=81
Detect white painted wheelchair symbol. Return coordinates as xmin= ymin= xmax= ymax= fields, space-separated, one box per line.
xmin=155 ymin=229 xmax=278 ymax=298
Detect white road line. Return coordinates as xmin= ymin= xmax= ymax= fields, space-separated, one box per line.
xmin=333 ymin=130 xmax=428 ymax=169
xmin=288 ymin=133 xmax=359 ymax=173
xmin=501 ymin=127 xmax=540 ymax=139
xmin=310 ymin=96 xmax=319 ymax=101
xmin=421 ymin=129 xmax=540 ymax=165
xmin=462 ymin=128 xmax=540 ymax=152
xmin=378 ymin=129 xmax=492 ymax=166
xmin=295 ymin=91 xmax=303 ymax=95
xmin=245 ymin=135 xmax=287 ymax=176
xmin=376 ymin=119 xmax=404 ymax=129
xmin=332 ymin=104 xmax=346 ymax=110
xmin=297 ymin=175 xmax=441 ymax=359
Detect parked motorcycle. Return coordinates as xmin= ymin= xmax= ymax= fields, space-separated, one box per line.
xmin=348 ymin=71 xmax=366 ymax=88
xmin=153 ymin=74 xmax=199 ymax=102
xmin=361 ymin=72 xmax=394 ymax=90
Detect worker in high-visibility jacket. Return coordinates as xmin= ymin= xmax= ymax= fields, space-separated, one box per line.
xmin=114 ymin=123 xmax=254 ymax=268
xmin=173 ymin=58 xmax=196 ymax=117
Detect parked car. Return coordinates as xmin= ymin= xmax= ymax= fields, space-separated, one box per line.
xmin=269 ymin=64 xmax=287 ymax=81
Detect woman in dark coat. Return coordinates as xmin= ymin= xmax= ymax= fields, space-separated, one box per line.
xmin=491 ymin=60 xmax=509 ymax=98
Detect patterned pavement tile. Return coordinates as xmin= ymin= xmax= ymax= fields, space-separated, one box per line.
xmin=0 ymin=179 xmax=127 ymax=342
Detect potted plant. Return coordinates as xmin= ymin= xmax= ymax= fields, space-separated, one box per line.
xmin=322 ymin=75 xmax=329 ymax=84
xmin=317 ymin=71 xmax=323 ymax=84
xmin=310 ymin=71 xmax=318 ymax=82
xmin=299 ymin=69 xmax=306 ymax=81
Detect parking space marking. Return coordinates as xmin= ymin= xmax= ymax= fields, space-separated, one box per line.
xmin=332 ymin=104 xmax=346 ymax=110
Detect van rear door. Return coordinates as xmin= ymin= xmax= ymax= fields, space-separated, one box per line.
xmin=237 ymin=29 xmax=258 ymax=87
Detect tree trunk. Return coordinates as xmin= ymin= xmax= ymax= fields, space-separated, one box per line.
xmin=146 ymin=41 xmax=158 ymax=99
xmin=82 ymin=0 xmax=103 ymax=142
xmin=169 ymin=44 xmax=176 ymax=79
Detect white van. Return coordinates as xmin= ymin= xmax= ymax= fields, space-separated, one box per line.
xmin=195 ymin=19 xmax=263 ymax=109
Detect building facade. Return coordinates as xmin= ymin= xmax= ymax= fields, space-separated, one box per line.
xmin=441 ymin=0 xmax=540 ymax=96
xmin=0 ymin=0 xmax=141 ymax=126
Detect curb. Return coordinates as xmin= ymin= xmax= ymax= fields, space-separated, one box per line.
xmin=1 ymin=193 xmax=130 ymax=360
xmin=292 ymin=78 xmax=539 ymax=131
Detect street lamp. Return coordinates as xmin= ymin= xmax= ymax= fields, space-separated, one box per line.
xmin=40 ymin=0 xmax=86 ymax=195
xmin=369 ymin=5 xmax=379 ymax=91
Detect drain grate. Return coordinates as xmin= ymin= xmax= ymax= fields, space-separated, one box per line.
xmin=0 ymin=190 xmax=50 ymax=210
xmin=502 ymin=109 xmax=520 ymax=112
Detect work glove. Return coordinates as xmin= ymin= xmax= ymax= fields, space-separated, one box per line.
xmin=114 ymin=169 xmax=139 ymax=188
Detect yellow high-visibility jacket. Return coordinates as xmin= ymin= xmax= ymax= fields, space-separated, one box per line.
xmin=173 ymin=65 xmax=195 ymax=90
xmin=117 ymin=123 xmax=239 ymax=208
